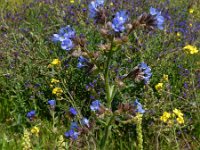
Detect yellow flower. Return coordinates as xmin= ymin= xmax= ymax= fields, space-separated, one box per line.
xmin=173 ymin=108 xmax=183 ymax=118
xmin=51 ymin=78 xmax=60 ymax=84
xmin=155 ymin=83 xmax=163 ymax=91
xmin=31 ymin=126 xmax=39 ymax=136
xmin=189 ymin=23 xmax=193 ymax=27
xmin=176 ymin=32 xmax=181 ymax=37
xmin=110 ymin=2 xmax=113 ymax=6
xmin=51 ymin=59 xmax=61 ymax=65
xmin=162 ymin=74 xmax=168 ymax=82
xmin=176 ymin=116 xmax=184 ymax=124
xmin=189 ymin=8 xmax=194 ymax=14
xmin=70 ymin=0 xmax=75 ymax=3
xmin=160 ymin=111 xmax=171 ymax=123
xmin=52 ymin=87 xmax=63 ymax=96
xmin=183 ymin=45 xmax=198 ymax=54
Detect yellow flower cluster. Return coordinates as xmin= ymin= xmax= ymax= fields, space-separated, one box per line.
xmin=50 ymin=78 xmax=60 ymax=87
xmin=160 ymin=111 xmax=171 ymax=123
xmin=162 ymin=74 xmax=168 ymax=82
xmin=48 ymin=59 xmax=61 ymax=68
xmin=183 ymin=45 xmax=198 ymax=54
xmin=22 ymin=129 xmax=32 ymax=150
xmin=176 ymin=32 xmax=181 ymax=37
xmin=155 ymin=74 xmax=169 ymax=92
xmin=70 ymin=0 xmax=74 ymax=3
xmin=176 ymin=32 xmax=181 ymax=41
xmin=173 ymin=109 xmax=184 ymax=124
xmin=51 ymin=78 xmax=60 ymax=84
xmin=189 ymin=8 xmax=194 ymax=14
xmin=51 ymin=59 xmax=61 ymax=65
xmin=160 ymin=109 xmax=184 ymax=125
xmin=31 ymin=126 xmax=40 ymax=136
xmin=52 ymin=87 xmax=63 ymax=96
xmin=155 ymin=83 xmax=163 ymax=91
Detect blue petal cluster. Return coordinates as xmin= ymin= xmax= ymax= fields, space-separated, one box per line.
xmin=88 ymin=0 xmax=104 ymax=19
xmin=27 ymin=110 xmax=36 ymax=120
xmin=70 ymin=122 xmax=78 ymax=129
xmin=77 ymin=56 xmax=89 ymax=68
xmin=52 ymin=25 xmax=75 ymax=51
xmin=90 ymin=100 xmax=100 ymax=111
xmin=150 ymin=7 xmax=164 ymax=30
xmin=138 ymin=62 xmax=152 ymax=84
xmin=81 ymin=118 xmax=90 ymax=127
xmin=69 ymin=107 xmax=77 ymax=116
xmin=64 ymin=129 xmax=79 ymax=140
xmin=134 ymin=99 xmax=145 ymax=114
xmin=48 ymin=99 xmax=56 ymax=107
xmin=112 ymin=10 xmax=129 ymax=32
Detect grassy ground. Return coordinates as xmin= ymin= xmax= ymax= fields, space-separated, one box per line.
xmin=0 ymin=0 xmax=200 ymax=149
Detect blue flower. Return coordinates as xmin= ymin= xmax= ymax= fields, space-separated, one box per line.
xmin=77 ymin=56 xmax=89 ymax=68
xmin=134 ymin=99 xmax=145 ymax=114
xmin=52 ymin=34 xmax=62 ymax=43
xmin=90 ymin=100 xmax=100 ymax=111
xmin=64 ymin=129 xmax=79 ymax=140
xmin=111 ymin=10 xmax=128 ymax=32
xmin=138 ymin=62 xmax=152 ymax=84
xmin=78 ymin=56 xmax=88 ymax=63
xmin=150 ymin=7 xmax=164 ymax=30
xmin=61 ymin=26 xmax=76 ymax=39
xmin=69 ymin=107 xmax=77 ymax=116
xmin=48 ymin=100 xmax=56 ymax=106
xmin=27 ymin=110 xmax=36 ymax=120
xmin=70 ymin=122 xmax=78 ymax=129
xmin=88 ymin=0 xmax=104 ymax=19
xmin=52 ymin=25 xmax=75 ymax=42
xmin=81 ymin=118 xmax=89 ymax=127
xmin=61 ymin=38 xmax=74 ymax=51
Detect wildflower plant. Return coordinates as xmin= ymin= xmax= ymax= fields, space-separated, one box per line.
xmin=49 ymin=2 xmax=167 ymax=149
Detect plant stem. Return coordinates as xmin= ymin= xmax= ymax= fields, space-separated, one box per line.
xmin=100 ymin=116 xmax=114 ymax=149
xmin=52 ymin=110 xmax=55 ymax=130
xmin=104 ymin=40 xmax=114 ymax=108
xmin=173 ymin=127 xmax=180 ymax=150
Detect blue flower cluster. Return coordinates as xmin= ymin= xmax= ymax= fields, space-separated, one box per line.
xmin=138 ymin=62 xmax=152 ymax=84
xmin=150 ymin=7 xmax=164 ymax=30
xmin=48 ymin=99 xmax=56 ymax=109
xmin=27 ymin=110 xmax=36 ymax=120
xmin=65 ymin=118 xmax=89 ymax=140
xmin=77 ymin=56 xmax=89 ymax=68
xmin=90 ymin=100 xmax=100 ymax=111
xmin=81 ymin=117 xmax=90 ymax=127
xmin=52 ymin=25 xmax=75 ymax=51
xmin=88 ymin=0 xmax=104 ymax=19
xmin=69 ymin=107 xmax=77 ymax=116
xmin=70 ymin=122 xmax=78 ymax=129
xmin=48 ymin=99 xmax=56 ymax=106
xmin=65 ymin=129 xmax=79 ymax=140
xmin=134 ymin=99 xmax=145 ymax=114
xmin=112 ymin=10 xmax=129 ymax=32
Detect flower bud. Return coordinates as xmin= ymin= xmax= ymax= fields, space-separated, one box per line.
xmin=121 ymin=36 xmax=129 ymax=43
xmin=100 ymin=28 xmax=109 ymax=37
xmin=126 ymin=23 xmax=133 ymax=30
xmin=99 ymin=43 xmax=111 ymax=52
